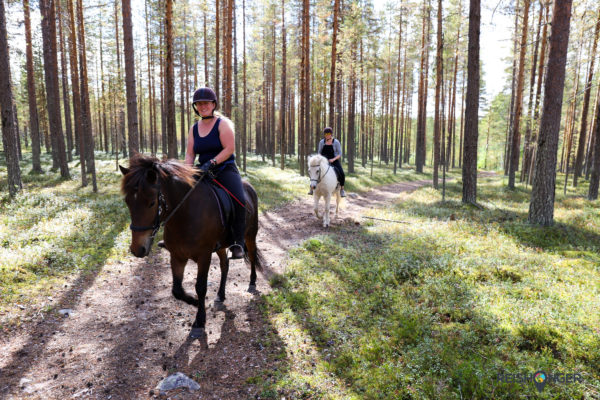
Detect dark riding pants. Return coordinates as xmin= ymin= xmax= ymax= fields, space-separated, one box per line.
xmin=214 ymin=164 xmax=246 ymax=244
xmin=331 ymin=159 xmax=345 ymax=187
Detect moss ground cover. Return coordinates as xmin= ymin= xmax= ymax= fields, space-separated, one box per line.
xmin=258 ymin=175 xmax=600 ymax=399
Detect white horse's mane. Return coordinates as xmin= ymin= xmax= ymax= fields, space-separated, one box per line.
xmin=308 ymin=154 xmax=328 ymax=169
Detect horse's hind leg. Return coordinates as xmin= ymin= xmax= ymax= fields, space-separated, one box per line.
xmin=215 ymin=248 xmax=229 ymax=303
xmin=245 ymin=237 xmax=258 ymax=293
xmin=190 ymin=251 xmax=212 ymax=338
xmin=170 ymin=255 xmax=199 ymax=307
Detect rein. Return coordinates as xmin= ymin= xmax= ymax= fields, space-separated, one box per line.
xmin=129 ymin=171 xmax=207 ymax=240
xmin=310 ymin=163 xmax=332 ymax=186
xmin=128 ymin=168 xmax=245 ymax=240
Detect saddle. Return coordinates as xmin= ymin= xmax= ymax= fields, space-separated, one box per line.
xmin=205 ymin=180 xmax=236 ymax=251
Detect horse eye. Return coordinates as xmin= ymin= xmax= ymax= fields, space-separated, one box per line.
xmin=149 ymin=201 xmax=156 ymax=208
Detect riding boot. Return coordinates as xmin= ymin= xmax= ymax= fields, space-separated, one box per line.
xmin=308 ymin=187 xmax=314 ymax=195
xmin=340 ymin=187 xmax=346 ymax=197
xmin=157 ymin=240 xmax=166 ymax=248
xmin=229 ymin=212 xmax=246 ymax=260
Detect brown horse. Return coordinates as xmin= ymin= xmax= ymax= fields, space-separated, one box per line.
xmin=120 ymin=155 xmax=262 ymax=338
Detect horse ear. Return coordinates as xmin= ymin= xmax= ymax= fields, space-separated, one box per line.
xmin=146 ymin=169 xmax=158 ymax=185
xmin=119 ymin=165 xmax=130 ymax=176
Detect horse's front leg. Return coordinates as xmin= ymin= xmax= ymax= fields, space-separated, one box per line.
xmin=170 ymin=255 xmax=199 ymax=306
xmin=190 ymin=252 xmax=212 ymax=339
xmin=324 ymin=193 xmax=331 ymax=228
xmin=314 ymin=192 xmax=321 ymax=219
xmin=335 ymin=191 xmax=341 ymax=219
xmin=215 ymin=248 xmax=229 ymax=303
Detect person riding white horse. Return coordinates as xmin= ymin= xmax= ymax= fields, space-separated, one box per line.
xmin=307 ymin=154 xmax=342 ymax=228
xmin=308 ymin=127 xmax=346 ymax=197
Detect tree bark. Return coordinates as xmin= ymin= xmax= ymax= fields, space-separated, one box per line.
xmin=416 ymin=0 xmax=431 ymax=172
xmin=462 ymin=0 xmax=480 ymax=204
xmin=23 ymin=0 xmax=43 ymax=173
xmin=328 ymin=0 xmax=340 ymax=128
xmin=165 ymin=0 xmax=177 ymax=158
xmin=508 ymin=0 xmax=530 ymax=189
xmin=280 ymin=0 xmax=287 ymax=170
xmin=573 ymin=8 xmax=600 ymax=186
xmin=40 ymin=0 xmax=70 ymax=178
xmin=588 ymin=97 xmax=600 ymax=199
xmin=529 ymin=0 xmax=573 ymax=226
xmin=433 ymin=0 xmax=443 ymax=188
xmin=77 ymin=0 xmax=96 ymax=190
xmin=0 ymin=0 xmax=22 ymax=196
xmin=122 ymin=0 xmax=139 ymax=156
xmin=67 ymin=0 xmax=86 ymax=185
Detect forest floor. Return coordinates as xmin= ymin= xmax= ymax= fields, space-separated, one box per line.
xmin=0 ymin=174 xmax=466 ymax=399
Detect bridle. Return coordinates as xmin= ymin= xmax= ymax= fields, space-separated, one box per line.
xmin=128 ymin=185 xmax=167 ymax=241
xmin=128 ymin=171 xmax=206 ymax=241
xmin=309 ymin=163 xmax=331 ymax=187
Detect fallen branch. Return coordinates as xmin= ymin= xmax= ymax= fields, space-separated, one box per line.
xmin=362 ymin=216 xmax=410 ymax=224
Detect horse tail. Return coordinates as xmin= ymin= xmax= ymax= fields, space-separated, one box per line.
xmin=244 ymin=247 xmax=265 ymax=272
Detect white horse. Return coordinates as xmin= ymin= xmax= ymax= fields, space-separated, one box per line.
xmin=307 ymin=154 xmax=341 ymax=228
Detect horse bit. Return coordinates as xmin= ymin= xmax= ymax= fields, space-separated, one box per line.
xmin=310 ymin=164 xmax=332 ymax=187
xmin=129 ymin=171 xmax=207 ymax=241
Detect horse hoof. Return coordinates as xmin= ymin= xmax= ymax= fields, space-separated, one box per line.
xmin=215 ymin=296 xmax=225 ymax=303
xmin=248 ymin=284 xmax=257 ymax=293
xmin=189 ymin=327 xmax=206 ymax=339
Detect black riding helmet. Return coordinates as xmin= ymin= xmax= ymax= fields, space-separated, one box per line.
xmin=191 ymin=87 xmax=218 ymax=117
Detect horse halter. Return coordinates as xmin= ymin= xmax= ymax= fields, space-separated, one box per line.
xmin=128 ymin=186 xmax=167 ymax=241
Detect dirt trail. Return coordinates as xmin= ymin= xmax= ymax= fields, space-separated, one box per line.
xmin=0 ymin=177 xmax=456 ymax=399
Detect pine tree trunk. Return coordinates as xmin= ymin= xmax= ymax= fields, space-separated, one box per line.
xmin=145 ymin=0 xmax=155 ymax=155
xmin=505 ymin=0 xmax=521 ymax=175
xmin=528 ymin=0 xmax=550 ymax=185
xmin=529 ymin=0 xmax=573 ymax=226
xmin=573 ymin=8 xmax=600 ymax=186
xmin=77 ymin=0 xmax=96 ymax=190
xmin=57 ymin=1 xmax=73 ymax=162
xmin=67 ymin=0 xmax=86 ymax=185
xmin=23 ymin=0 xmax=43 ymax=173
xmin=328 ymin=0 xmax=340 ymax=127
xmin=165 ymin=0 xmax=177 ymax=158
xmin=508 ymin=0 xmax=530 ymax=189
xmin=462 ymin=0 xmax=480 ymax=204
xmin=588 ymin=97 xmax=600 ymax=199
xmin=242 ymin=0 xmax=247 ymax=172
xmin=122 ymin=0 xmax=139 ymax=156
xmin=1 ymin=0 xmax=22 ymax=195
xmin=416 ymin=0 xmax=431 ymax=172
xmin=280 ymin=0 xmax=287 ymax=170
xmin=40 ymin=0 xmax=70 ymax=178
xmin=521 ymin=0 xmax=542 ymax=182
xmin=433 ymin=0 xmax=443 ymax=188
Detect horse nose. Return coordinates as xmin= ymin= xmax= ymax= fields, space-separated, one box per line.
xmin=130 ymin=244 xmax=146 ymax=258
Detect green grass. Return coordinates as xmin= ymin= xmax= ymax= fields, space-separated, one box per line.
xmin=0 ymin=150 xmax=424 ymax=328
xmin=257 ymin=175 xmax=600 ymax=399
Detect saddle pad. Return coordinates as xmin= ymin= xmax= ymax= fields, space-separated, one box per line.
xmin=208 ymin=181 xmax=234 ymax=229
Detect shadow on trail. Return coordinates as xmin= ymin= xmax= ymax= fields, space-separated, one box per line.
xmin=0 ymin=203 xmax=129 ymax=397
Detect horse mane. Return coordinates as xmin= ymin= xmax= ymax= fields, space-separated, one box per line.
xmin=308 ymin=154 xmax=327 ymax=168
xmin=121 ymin=154 xmax=197 ymax=194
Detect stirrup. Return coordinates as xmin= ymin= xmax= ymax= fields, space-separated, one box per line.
xmin=229 ymin=243 xmax=245 ymax=259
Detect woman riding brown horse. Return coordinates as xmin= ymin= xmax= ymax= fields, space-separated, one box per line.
xmin=120 ymin=154 xmax=262 ymax=338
